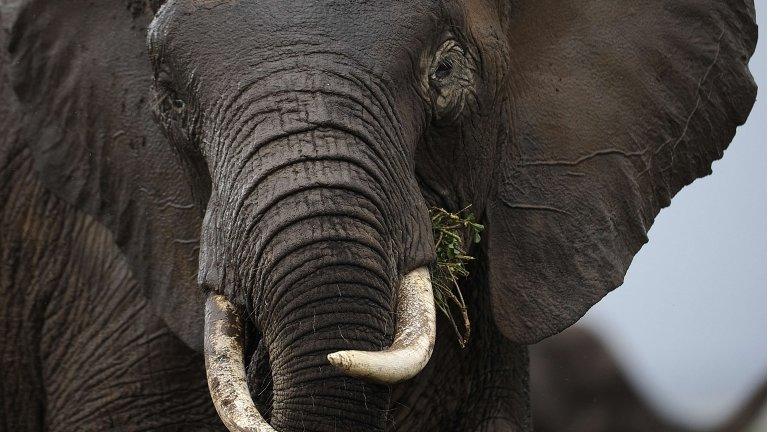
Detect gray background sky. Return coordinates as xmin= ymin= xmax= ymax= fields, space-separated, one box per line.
xmin=577 ymin=3 xmax=766 ymax=429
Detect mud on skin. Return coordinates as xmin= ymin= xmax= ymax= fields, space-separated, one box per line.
xmin=0 ymin=0 xmax=758 ymax=431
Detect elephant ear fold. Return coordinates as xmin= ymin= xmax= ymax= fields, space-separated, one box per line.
xmin=487 ymin=0 xmax=757 ymax=344
xmin=6 ymin=1 xmax=207 ymax=349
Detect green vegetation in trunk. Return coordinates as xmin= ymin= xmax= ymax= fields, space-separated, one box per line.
xmin=429 ymin=206 xmax=484 ymax=348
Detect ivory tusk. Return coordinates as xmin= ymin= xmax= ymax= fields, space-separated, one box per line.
xmin=204 ymin=293 xmax=277 ymax=432
xmin=327 ymin=267 xmax=436 ymax=385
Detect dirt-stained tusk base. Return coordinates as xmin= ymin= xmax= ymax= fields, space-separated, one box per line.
xmin=204 ymin=293 xmax=277 ymax=432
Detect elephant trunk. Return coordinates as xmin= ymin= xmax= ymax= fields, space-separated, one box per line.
xmin=260 ymin=212 xmax=394 ymax=431
xmin=199 ymin=125 xmax=435 ymax=431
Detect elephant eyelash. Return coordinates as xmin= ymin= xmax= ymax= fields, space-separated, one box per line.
xmin=168 ymin=91 xmax=186 ymax=112
xmin=432 ymin=58 xmax=454 ymax=81
xmin=156 ymin=82 xmax=188 ymax=115
xmin=430 ymin=42 xmax=466 ymax=85
xmin=154 ymin=66 xmax=189 ymax=113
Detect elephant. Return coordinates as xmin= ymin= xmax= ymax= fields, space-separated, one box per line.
xmin=0 ymin=0 xmax=757 ymax=431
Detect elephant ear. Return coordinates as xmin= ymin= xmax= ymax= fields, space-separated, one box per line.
xmin=6 ymin=0 xmax=207 ymax=348
xmin=488 ymin=0 xmax=757 ymax=344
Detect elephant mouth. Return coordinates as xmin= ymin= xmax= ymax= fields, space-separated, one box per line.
xmin=203 ymin=267 xmax=437 ymax=432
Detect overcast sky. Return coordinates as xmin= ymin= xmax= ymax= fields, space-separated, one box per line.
xmin=578 ymin=3 xmax=766 ymax=429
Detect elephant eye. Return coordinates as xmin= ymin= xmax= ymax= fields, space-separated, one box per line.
xmin=171 ymin=95 xmax=186 ymax=112
xmin=427 ymin=39 xmax=475 ymax=124
xmin=433 ymin=58 xmax=454 ymax=81
xmin=154 ymin=69 xmax=188 ymax=115
xmin=159 ymin=86 xmax=187 ymax=115
xmin=430 ymin=41 xmax=465 ymax=86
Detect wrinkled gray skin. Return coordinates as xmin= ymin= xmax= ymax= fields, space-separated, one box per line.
xmin=0 ymin=0 xmax=757 ymax=431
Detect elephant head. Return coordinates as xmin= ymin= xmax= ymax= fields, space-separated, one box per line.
xmin=6 ymin=0 xmax=756 ymax=431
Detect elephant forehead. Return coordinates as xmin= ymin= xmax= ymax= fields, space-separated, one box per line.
xmin=157 ymin=0 xmax=442 ymax=68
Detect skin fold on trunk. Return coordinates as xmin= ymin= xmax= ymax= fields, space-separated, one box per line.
xmin=199 ymin=123 xmax=434 ymax=431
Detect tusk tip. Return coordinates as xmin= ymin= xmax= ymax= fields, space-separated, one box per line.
xmin=327 ymin=351 xmax=352 ymax=372
xmin=325 ymin=267 xmax=436 ymax=385
xmin=326 ymin=349 xmax=416 ymax=385
xmin=327 ymin=350 xmax=388 ymax=383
